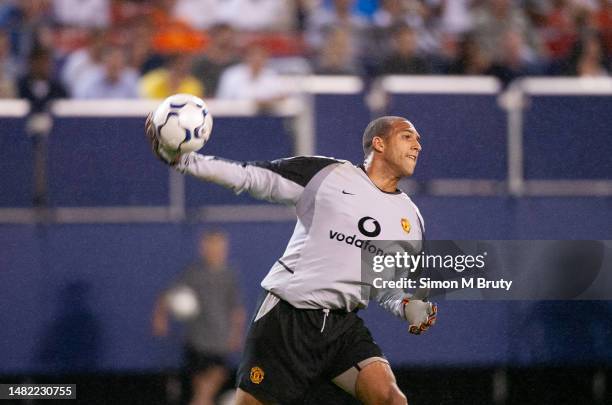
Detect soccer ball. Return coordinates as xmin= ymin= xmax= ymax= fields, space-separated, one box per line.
xmin=167 ymin=285 xmax=200 ymax=320
xmin=151 ymin=94 xmax=213 ymax=154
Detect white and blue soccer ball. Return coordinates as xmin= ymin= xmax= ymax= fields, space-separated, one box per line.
xmin=151 ymin=94 xmax=213 ymax=154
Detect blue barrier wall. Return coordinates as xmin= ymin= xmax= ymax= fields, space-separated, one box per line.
xmin=186 ymin=116 xmax=294 ymax=205
xmin=48 ymin=118 xmax=169 ymax=206
xmin=1 ymin=91 xmax=611 ymax=374
xmin=2 ymin=93 xmax=611 ymax=207
xmin=315 ymin=94 xmax=372 ymax=164
xmin=0 ymin=118 xmax=32 ymax=207
xmin=523 ymin=95 xmax=612 ymax=179
xmin=387 ymin=94 xmax=507 ymax=180
xmin=1 ymin=197 xmax=610 ymax=374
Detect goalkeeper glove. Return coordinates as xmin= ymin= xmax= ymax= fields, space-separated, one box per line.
xmin=145 ymin=112 xmax=181 ymax=165
xmin=403 ymin=298 xmax=437 ymax=335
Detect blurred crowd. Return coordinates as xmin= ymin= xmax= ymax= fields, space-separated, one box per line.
xmin=1 ymin=0 xmax=611 ymax=105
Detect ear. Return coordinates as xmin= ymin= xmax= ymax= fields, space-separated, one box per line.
xmin=372 ymin=135 xmax=385 ymax=153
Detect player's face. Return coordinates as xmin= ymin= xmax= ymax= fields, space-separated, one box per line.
xmin=382 ymin=120 xmax=421 ymax=177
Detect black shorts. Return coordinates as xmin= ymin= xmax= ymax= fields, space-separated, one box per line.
xmin=237 ymin=295 xmax=384 ymax=404
xmin=183 ymin=346 xmax=227 ymax=374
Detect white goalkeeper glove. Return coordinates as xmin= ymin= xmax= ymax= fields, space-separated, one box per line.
xmin=145 ymin=112 xmax=181 ymax=165
xmin=403 ymin=298 xmax=437 ymax=335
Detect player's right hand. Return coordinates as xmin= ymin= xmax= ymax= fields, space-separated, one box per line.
xmin=145 ymin=112 xmax=181 ymax=165
xmin=403 ymin=298 xmax=437 ymax=335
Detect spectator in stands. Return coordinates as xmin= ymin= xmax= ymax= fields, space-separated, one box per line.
xmin=564 ymin=31 xmax=610 ymax=76
xmin=590 ymin=0 xmax=612 ymax=56
xmin=153 ymin=230 xmax=245 ymax=405
xmin=216 ymin=0 xmax=294 ymax=31
xmin=539 ymin=0 xmax=579 ymax=61
xmin=379 ymin=24 xmax=430 ymax=75
xmin=368 ymin=0 xmax=411 ymax=60
xmin=306 ymin=0 xmax=368 ymax=51
xmin=472 ymin=0 xmax=542 ymax=65
xmin=172 ymin=0 xmax=291 ymax=31
xmin=216 ymin=44 xmax=284 ymax=104
xmin=149 ymin=0 xmax=207 ymax=55
xmin=487 ymin=30 xmax=543 ymax=86
xmin=18 ymin=46 xmax=66 ymax=113
xmin=0 ymin=30 xmax=16 ymax=97
xmin=429 ymin=0 xmax=473 ymax=38
xmin=192 ymin=24 xmax=239 ymax=97
xmin=125 ymin=21 xmax=165 ymax=75
xmin=73 ymin=47 xmax=138 ymax=99
xmin=60 ymin=29 xmax=107 ymax=96
xmin=2 ymin=0 xmax=54 ymax=71
xmin=372 ymin=0 xmax=410 ymax=28
xmin=172 ymin=0 xmax=224 ymax=30
xmin=52 ymin=0 xmax=110 ymax=28
xmin=315 ymin=26 xmax=361 ymax=75
xmin=371 ymin=1 xmax=447 ymax=64
xmin=446 ymin=31 xmax=492 ymax=75
xmin=139 ymin=53 xmax=204 ymax=99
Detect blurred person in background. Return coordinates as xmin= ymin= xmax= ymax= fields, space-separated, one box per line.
xmin=472 ymin=0 xmax=543 ymax=67
xmin=487 ymin=29 xmax=544 ymax=86
xmin=192 ymin=23 xmax=239 ymax=98
xmin=149 ymin=0 xmax=207 ymax=56
xmin=368 ymin=0 xmax=414 ymax=62
xmin=171 ymin=0 xmax=293 ymax=31
xmin=139 ymin=53 xmax=204 ymax=99
xmin=170 ymin=0 xmax=225 ymax=30
xmin=0 ymin=30 xmax=17 ymax=97
xmin=18 ymin=45 xmax=66 ymax=113
xmin=427 ymin=0 xmax=474 ymax=39
xmin=539 ymin=0 xmax=579 ymax=61
xmin=125 ymin=21 xmax=166 ymax=75
xmin=379 ymin=24 xmax=430 ymax=75
xmin=446 ymin=31 xmax=492 ymax=74
xmin=0 ymin=0 xmax=54 ymax=72
xmin=368 ymin=0 xmax=446 ymax=70
xmin=372 ymin=0 xmax=411 ymax=28
xmin=60 ymin=29 xmax=108 ymax=96
xmin=215 ymin=0 xmax=294 ymax=32
xmin=153 ymin=230 xmax=246 ymax=405
xmin=589 ymin=0 xmax=612 ymax=56
xmin=73 ymin=47 xmax=138 ymax=98
xmin=18 ymin=45 xmax=66 ymax=207
xmin=216 ymin=44 xmax=284 ymax=106
xmin=315 ymin=26 xmax=362 ymax=74
xmin=52 ymin=0 xmax=110 ymax=28
xmin=564 ymin=30 xmax=610 ymax=75
xmin=306 ymin=0 xmax=368 ymax=52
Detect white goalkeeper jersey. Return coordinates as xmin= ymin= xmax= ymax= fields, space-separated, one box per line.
xmin=176 ymin=154 xmax=424 ymax=318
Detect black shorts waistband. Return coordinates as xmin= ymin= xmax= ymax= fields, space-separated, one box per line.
xmin=267 ymin=290 xmax=359 ymax=315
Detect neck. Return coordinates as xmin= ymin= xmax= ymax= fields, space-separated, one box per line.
xmin=364 ymin=158 xmax=400 ymax=193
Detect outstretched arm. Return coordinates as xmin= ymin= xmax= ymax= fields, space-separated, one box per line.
xmin=175 ymin=154 xmax=323 ymax=205
xmin=146 ymin=112 xmax=340 ymax=205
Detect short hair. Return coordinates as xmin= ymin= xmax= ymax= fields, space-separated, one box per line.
xmin=362 ymin=116 xmax=405 ymax=156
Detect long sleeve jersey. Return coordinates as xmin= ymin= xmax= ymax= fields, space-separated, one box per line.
xmin=176 ymin=153 xmax=425 ymax=319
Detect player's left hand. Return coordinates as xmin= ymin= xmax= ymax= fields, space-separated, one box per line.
xmin=145 ymin=112 xmax=181 ymax=165
xmin=403 ymin=298 xmax=437 ymax=335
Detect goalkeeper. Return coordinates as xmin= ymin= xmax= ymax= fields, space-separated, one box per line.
xmin=147 ymin=115 xmax=437 ymax=405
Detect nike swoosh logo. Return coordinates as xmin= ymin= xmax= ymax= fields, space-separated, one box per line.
xmin=342 ymin=190 xmax=355 ymax=195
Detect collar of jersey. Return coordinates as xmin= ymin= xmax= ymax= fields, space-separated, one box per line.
xmin=358 ymin=165 xmax=403 ymax=195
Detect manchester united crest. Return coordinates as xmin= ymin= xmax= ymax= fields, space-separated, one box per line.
xmin=401 ymin=218 xmax=411 ymax=233
xmin=250 ymin=366 xmax=265 ymax=384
